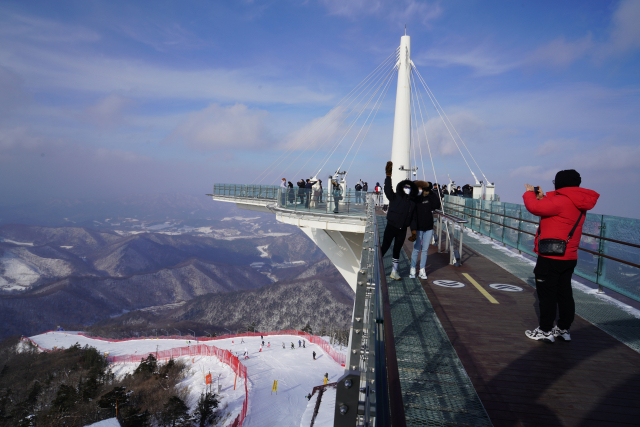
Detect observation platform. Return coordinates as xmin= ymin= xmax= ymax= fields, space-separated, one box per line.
xmin=379 ymin=212 xmax=640 ymax=427
xmin=209 ymin=185 xmax=640 ymax=426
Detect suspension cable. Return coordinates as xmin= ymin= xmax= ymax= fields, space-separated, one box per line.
xmin=412 ymin=65 xmax=490 ymax=184
xmin=345 ymin=64 xmax=397 ymax=174
xmin=412 ymin=64 xmax=480 ymax=185
xmin=315 ymin=62 xmax=398 ymax=178
xmin=336 ymin=64 xmax=398 ymax=173
xmin=254 ymin=47 xmax=400 ymax=184
xmin=278 ymin=50 xmax=400 ymax=182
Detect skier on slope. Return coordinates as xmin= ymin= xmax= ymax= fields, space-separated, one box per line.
xmin=291 ymin=342 xmax=295 ymax=349
xmin=282 ymin=342 xmax=285 ymax=349
xmin=262 ymin=340 xmax=265 ymax=346
xmin=268 ymin=342 xmax=271 ymax=347
xmin=303 ymin=341 xmax=306 ymax=348
xmin=298 ymin=340 xmax=301 ymax=347
xmin=259 ymin=344 xmax=263 ymax=352
xmin=313 ymin=351 xmax=316 ymax=360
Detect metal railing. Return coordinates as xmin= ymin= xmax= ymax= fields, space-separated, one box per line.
xmin=276 ymin=188 xmax=368 ymax=217
xmin=434 ymin=209 xmax=469 ymax=267
xmin=211 ymin=184 xmax=280 ymax=200
xmin=210 ymin=184 xmax=368 ymax=217
xmin=443 ymin=195 xmax=640 ymax=303
xmin=335 ymin=193 xmax=388 ymax=426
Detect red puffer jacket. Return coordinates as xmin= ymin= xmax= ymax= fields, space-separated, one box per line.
xmin=523 ymin=187 xmax=600 ymax=260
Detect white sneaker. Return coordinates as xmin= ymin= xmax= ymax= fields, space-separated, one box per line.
xmin=409 ymin=267 xmax=416 ymax=278
xmin=390 ymin=270 xmax=401 ymax=281
xmin=418 ymin=269 xmax=427 ymax=280
xmin=525 ymin=327 xmax=555 ymax=343
xmin=552 ymin=326 xmax=571 ymax=341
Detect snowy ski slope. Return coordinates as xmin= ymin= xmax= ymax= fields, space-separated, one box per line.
xmin=29 ymin=332 xmax=345 ymax=426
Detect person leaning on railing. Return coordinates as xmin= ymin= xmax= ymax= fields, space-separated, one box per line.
xmin=523 ymin=170 xmax=599 ymax=343
xmin=381 ymin=161 xmax=418 ymax=281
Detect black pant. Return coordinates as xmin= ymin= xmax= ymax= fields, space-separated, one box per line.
xmin=534 ymin=255 xmax=578 ymax=332
xmin=381 ymin=224 xmax=407 ymax=260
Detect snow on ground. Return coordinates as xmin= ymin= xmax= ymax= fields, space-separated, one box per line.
xmin=0 ymin=252 xmax=41 ymax=289
xmin=60 ymin=245 xmax=74 ymax=249
xmin=30 ymin=332 xmax=344 ymax=427
xmin=314 ymin=387 xmax=336 ymax=426
xmin=108 ymin=354 xmax=245 ymax=424
xmin=463 ymin=228 xmax=640 ymax=319
xmin=257 ymin=245 xmax=269 ymax=258
xmin=1 ymin=239 xmax=34 ymax=246
xmin=84 ymin=418 xmax=121 ymax=427
xmin=299 ymin=392 xmax=319 ymax=426
xmin=221 ymin=216 xmax=261 ymax=222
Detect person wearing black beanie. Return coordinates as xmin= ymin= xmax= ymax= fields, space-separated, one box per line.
xmin=553 ymin=169 xmax=581 ymax=190
xmin=522 ymin=169 xmax=599 ymax=343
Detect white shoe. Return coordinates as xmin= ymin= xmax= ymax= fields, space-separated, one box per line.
xmin=409 ymin=267 xmax=416 ymax=278
xmin=390 ymin=270 xmax=401 ymax=281
xmin=525 ymin=327 xmax=555 ymax=343
xmin=418 ymin=269 xmax=427 ymax=280
xmin=552 ymin=326 xmax=571 ymax=341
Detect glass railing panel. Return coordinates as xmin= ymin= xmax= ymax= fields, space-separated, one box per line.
xmin=574 ymin=213 xmax=602 ymax=284
xmin=518 ymin=210 xmax=539 ymax=256
xmin=600 ymin=215 xmax=640 ymax=302
xmin=469 ymin=199 xmax=481 ymax=232
xmin=490 ymin=201 xmax=505 ymax=241
xmin=503 ymin=203 xmax=521 ymax=248
xmin=480 ymin=200 xmax=492 ymax=236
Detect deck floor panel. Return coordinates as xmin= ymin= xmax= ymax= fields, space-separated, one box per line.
xmin=398 ymin=228 xmax=640 ymax=427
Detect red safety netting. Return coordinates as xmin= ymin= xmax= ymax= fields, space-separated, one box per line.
xmin=106 ymin=343 xmax=248 ymax=427
xmin=27 ymin=329 xmax=346 ymax=427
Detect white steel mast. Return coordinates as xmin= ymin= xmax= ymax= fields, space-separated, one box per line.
xmin=390 ymin=34 xmax=412 ymax=192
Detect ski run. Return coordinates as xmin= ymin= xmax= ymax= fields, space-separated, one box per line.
xmin=29 ymin=331 xmax=346 ymax=426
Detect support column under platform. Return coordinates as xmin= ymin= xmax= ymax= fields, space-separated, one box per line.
xmin=403 ymin=226 xmax=640 ymax=426
xmin=299 ymin=228 xmax=364 ymax=292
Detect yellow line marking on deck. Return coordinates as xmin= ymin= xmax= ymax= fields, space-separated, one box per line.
xmin=462 ymin=273 xmax=499 ymax=304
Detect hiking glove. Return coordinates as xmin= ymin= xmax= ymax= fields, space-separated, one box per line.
xmin=408 ymin=230 xmax=417 ymax=242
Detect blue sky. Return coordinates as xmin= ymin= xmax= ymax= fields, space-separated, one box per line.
xmin=0 ymin=0 xmax=639 ymax=217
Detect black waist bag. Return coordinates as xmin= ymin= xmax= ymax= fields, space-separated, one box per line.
xmin=538 ymin=212 xmax=583 ymax=256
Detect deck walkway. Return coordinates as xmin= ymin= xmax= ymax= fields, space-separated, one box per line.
xmin=384 ymin=217 xmax=640 ymax=426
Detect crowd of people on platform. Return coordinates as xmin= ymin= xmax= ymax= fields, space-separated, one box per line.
xmin=377 ymin=160 xmax=599 ymax=345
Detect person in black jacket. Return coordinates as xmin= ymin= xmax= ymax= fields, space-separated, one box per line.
xmin=408 ymin=180 xmax=441 ymax=280
xmin=381 ymin=161 xmax=418 ymax=281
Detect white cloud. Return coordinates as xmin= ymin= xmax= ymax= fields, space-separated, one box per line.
xmin=170 ymin=103 xmax=270 ymax=151
xmin=416 ymin=45 xmax=520 ymax=76
xmin=604 ymin=0 xmax=640 ymax=56
xmin=525 ymin=35 xmax=593 ymax=68
xmin=0 ymin=12 xmax=100 ymax=44
xmin=536 ymin=138 xmax=579 ymax=156
xmin=83 ymin=95 xmax=134 ymax=128
xmin=320 ymin=0 xmax=442 ymax=25
xmin=418 ymin=111 xmax=486 ymax=156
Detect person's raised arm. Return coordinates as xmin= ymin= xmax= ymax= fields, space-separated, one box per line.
xmin=523 ymin=184 xmax=561 ymax=216
xmin=384 ymin=161 xmax=396 ymax=201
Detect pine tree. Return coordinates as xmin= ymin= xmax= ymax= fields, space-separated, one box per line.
xmin=194 ymin=392 xmax=219 ymax=427
xmin=160 ymin=396 xmax=191 ymax=427
xmin=301 ymin=322 xmax=313 ymax=334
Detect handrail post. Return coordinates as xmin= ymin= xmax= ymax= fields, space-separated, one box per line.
xmin=596 ymin=215 xmax=606 ymax=294
xmin=438 ymin=214 xmax=443 ymax=253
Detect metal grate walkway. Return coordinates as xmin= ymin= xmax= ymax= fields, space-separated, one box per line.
xmin=377 ymin=215 xmax=492 ymax=426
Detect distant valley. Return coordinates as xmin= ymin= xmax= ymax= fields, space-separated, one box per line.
xmin=0 ymin=194 xmax=354 ymax=341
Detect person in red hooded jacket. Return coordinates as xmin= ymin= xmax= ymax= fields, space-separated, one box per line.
xmin=523 ymin=169 xmax=599 ymax=343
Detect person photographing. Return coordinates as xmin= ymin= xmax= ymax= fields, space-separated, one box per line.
xmin=523 ymin=170 xmax=599 ymax=343
xmin=380 ymin=161 xmax=417 ymax=280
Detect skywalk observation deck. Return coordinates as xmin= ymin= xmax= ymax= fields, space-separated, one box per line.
xmin=209 ymin=186 xmax=640 ymax=426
